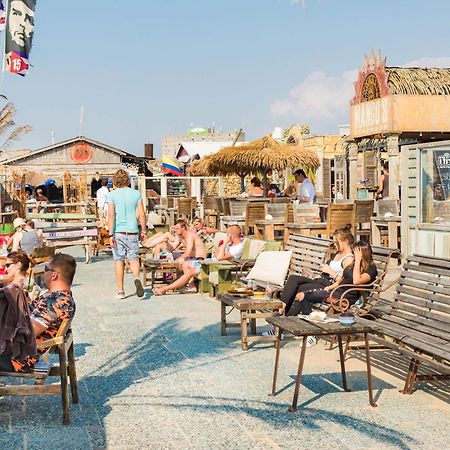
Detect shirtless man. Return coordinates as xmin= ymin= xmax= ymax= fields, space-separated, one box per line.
xmin=153 ymin=219 xmax=206 ymax=295
xmin=142 ymin=226 xmax=183 ymax=258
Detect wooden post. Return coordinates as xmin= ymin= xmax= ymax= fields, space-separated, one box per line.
xmin=138 ymin=175 xmax=147 ymax=211
xmin=348 ymin=141 xmax=358 ymax=201
xmin=387 ymin=133 xmax=400 ymax=201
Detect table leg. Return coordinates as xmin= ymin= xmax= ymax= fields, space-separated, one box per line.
xmin=364 ymin=332 xmax=377 ymax=407
xmin=250 ymin=311 xmax=257 ymax=335
xmin=266 ymin=224 xmax=275 ymax=241
xmin=371 ymin=221 xmax=381 ymax=246
xmin=283 ymin=228 xmax=290 ymax=247
xmin=221 ymin=301 xmax=227 ymax=336
xmin=338 ymin=335 xmax=350 ymax=392
xmin=388 ymin=222 xmax=398 ymax=249
xmin=289 ymin=336 xmax=308 ymax=412
xmin=240 ymin=311 xmax=248 ymax=350
xmin=269 ymin=327 xmax=282 ymax=397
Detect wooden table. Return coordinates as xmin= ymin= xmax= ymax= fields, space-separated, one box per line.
xmin=371 ymin=216 xmax=401 ymax=248
xmin=254 ymin=219 xmax=285 ymax=240
xmin=218 ymin=293 xmax=284 ymax=350
xmin=141 ymin=258 xmax=179 ymax=288
xmin=267 ymin=316 xmax=376 ymax=412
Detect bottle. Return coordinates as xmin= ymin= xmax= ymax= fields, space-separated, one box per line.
xmin=265 ymin=282 xmax=272 ymax=300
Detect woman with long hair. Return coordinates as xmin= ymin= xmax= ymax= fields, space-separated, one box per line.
xmin=3 ymin=251 xmax=31 ymax=287
xmin=288 ymin=240 xmax=377 ymax=316
xmin=280 ymin=225 xmax=355 ymax=315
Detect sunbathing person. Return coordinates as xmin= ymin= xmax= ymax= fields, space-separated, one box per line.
xmin=142 ymin=226 xmax=183 ymax=258
xmin=280 ymin=225 xmax=354 ymax=315
xmin=214 ymin=225 xmax=244 ymax=261
xmin=191 ymin=217 xmax=218 ymax=236
xmin=153 ymin=219 xmax=206 ymax=295
xmin=287 ymin=240 xmax=377 ymax=316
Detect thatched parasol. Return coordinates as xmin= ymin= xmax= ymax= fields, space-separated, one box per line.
xmin=189 ymin=154 xmax=215 ymax=176
xmin=197 ymin=134 xmax=320 ymax=195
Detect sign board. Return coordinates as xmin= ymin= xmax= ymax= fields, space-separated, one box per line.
xmin=350 ymin=97 xmax=391 ymax=137
xmin=43 ymin=229 xmax=98 ymax=240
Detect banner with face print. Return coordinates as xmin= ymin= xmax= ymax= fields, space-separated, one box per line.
xmin=4 ymin=0 xmax=36 ymax=75
xmin=0 ymin=2 xmax=6 ymax=31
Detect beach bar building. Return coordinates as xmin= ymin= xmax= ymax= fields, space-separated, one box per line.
xmin=349 ymin=51 xmax=450 ymax=200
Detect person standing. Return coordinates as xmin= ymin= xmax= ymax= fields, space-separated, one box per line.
xmin=107 ymin=169 xmax=146 ymax=299
xmin=375 ymin=161 xmax=389 ymax=200
xmin=96 ymin=178 xmax=110 ymax=227
xmin=295 ymin=169 xmax=316 ymax=204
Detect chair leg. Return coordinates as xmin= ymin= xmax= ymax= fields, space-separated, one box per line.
xmin=68 ymin=342 xmax=79 ymax=404
xmin=59 ymin=347 xmax=70 ymax=425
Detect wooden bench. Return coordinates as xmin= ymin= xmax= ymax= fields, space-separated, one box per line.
xmin=249 ymin=233 xmax=400 ymax=313
xmin=31 ymin=213 xmax=98 ymax=263
xmin=359 ymin=254 xmax=450 ymax=394
xmin=0 ymin=319 xmax=79 ymax=425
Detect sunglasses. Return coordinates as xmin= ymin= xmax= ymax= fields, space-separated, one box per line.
xmin=44 ymin=265 xmax=59 ymax=275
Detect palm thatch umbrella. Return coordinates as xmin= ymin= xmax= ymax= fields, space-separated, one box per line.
xmin=189 ymin=154 xmax=215 ymax=176
xmin=201 ymin=135 xmax=320 ymax=195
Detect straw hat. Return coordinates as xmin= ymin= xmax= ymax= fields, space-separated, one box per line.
xmin=13 ymin=217 xmax=27 ymax=229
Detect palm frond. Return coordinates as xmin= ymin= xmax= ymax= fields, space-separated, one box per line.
xmin=1 ymin=125 xmax=32 ymax=150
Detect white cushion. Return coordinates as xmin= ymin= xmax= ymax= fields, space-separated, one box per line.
xmin=247 ymin=251 xmax=292 ymax=287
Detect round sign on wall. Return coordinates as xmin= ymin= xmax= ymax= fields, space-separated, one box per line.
xmin=70 ymin=143 xmax=93 ymax=164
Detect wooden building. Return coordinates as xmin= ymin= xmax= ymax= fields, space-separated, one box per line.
xmin=348 ymin=50 xmax=450 ymax=201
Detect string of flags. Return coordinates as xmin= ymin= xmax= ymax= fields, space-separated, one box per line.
xmin=2 ymin=0 xmax=36 ymax=76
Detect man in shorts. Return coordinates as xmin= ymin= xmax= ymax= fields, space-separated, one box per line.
xmin=153 ymin=220 xmax=206 ymax=295
xmin=108 ymin=169 xmax=147 ymax=299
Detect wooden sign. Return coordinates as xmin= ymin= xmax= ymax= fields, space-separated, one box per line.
xmin=43 ymin=229 xmax=98 ymax=240
xmin=70 ymin=143 xmax=93 ymax=164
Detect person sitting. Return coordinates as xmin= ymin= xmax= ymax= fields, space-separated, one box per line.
xmin=214 ymin=225 xmax=244 ymax=261
xmin=0 ymin=253 xmax=76 ymax=373
xmin=153 ymin=220 xmax=206 ymax=295
xmin=142 ymin=226 xmax=183 ymax=258
xmin=35 ymin=188 xmax=48 ymax=202
xmin=288 ymin=240 xmax=377 ymax=316
xmin=247 ymin=177 xmax=264 ymax=197
xmin=191 ymin=218 xmax=218 ymax=254
xmin=8 ymin=218 xmax=43 ymax=255
xmin=279 ymin=225 xmax=354 ymax=316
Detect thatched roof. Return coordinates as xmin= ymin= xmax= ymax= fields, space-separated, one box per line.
xmin=386 ymin=67 xmax=450 ymax=95
xmin=192 ymin=135 xmax=320 ymax=177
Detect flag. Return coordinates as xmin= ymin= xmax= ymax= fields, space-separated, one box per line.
xmin=162 ymin=156 xmax=183 ymax=176
xmin=0 ymin=2 xmax=6 ymax=31
xmin=4 ymin=0 xmax=36 ymax=76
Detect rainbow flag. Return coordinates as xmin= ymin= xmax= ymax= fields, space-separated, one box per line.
xmin=162 ymin=155 xmax=183 ymax=176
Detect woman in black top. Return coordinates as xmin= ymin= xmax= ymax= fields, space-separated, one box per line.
xmin=287 ymin=241 xmax=378 ymax=316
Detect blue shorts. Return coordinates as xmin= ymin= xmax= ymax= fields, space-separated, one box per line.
xmin=113 ymin=233 xmax=140 ymax=261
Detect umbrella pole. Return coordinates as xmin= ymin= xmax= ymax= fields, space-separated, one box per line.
xmin=262 ymin=171 xmax=269 ymax=197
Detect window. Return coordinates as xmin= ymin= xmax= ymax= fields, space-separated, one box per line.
xmin=420 ymin=148 xmax=450 ymax=224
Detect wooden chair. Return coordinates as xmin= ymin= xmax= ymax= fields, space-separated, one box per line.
xmin=265 ymin=203 xmax=287 ymax=221
xmin=244 ymin=202 xmax=266 ymax=235
xmin=377 ymin=199 xmax=399 ymax=216
xmin=177 ymin=197 xmax=196 ymax=219
xmin=354 ymin=200 xmax=374 ymax=242
xmin=203 ymin=196 xmax=219 ymax=228
xmin=293 ymin=204 xmax=320 ymax=223
xmin=325 ymin=203 xmax=355 ymax=238
xmin=0 ymin=319 xmax=78 ymax=425
xmin=285 ymin=204 xmax=294 ymax=224
xmin=229 ymin=201 xmax=247 ymax=216
xmin=254 ymin=204 xmax=287 ymax=240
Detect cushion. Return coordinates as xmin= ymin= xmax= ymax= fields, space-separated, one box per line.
xmin=247 ymin=251 xmax=292 ymax=287
xmin=241 ymin=238 xmax=266 ymax=260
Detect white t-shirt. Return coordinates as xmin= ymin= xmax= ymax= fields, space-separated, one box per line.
xmin=226 ymin=241 xmax=244 ymax=259
xmin=96 ymin=186 xmax=109 ymax=210
xmin=299 ymin=178 xmax=316 ymax=205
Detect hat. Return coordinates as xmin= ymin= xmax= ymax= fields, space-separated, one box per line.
xmin=13 ymin=217 xmax=26 ymax=229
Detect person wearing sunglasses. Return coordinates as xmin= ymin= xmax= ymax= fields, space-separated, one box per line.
xmin=0 ymin=253 xmax=76 ymax=373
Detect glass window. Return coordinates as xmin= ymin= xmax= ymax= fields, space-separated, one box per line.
xmin=421 ymin=148 xmax=450 ymax=224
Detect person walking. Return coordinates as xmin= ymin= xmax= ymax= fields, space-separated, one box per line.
xmin=96 ymin=178 xmax=110 ymax=227
xmin=107 ymin=169 xmax=147 ymax=299
xmin=375 ymin=161 xmax=389 ymax=200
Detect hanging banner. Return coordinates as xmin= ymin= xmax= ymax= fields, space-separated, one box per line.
xmin=4 ymin=0 xmax=36 ymax=75
xmin=0 ymin=1 xmax=6 ymax=31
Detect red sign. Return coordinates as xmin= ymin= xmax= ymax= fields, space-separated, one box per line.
xmin=70 ymin=143 xmax=93 ymax=164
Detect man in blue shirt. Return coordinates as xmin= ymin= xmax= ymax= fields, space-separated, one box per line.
xmin=107 ymin=169 xmax=147 ymax=299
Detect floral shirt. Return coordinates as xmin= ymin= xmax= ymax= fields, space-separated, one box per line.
xmin=11 ymin=290 xmax=75 ymax=372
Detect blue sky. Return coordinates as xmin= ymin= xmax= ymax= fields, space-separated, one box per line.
xmin=2 ymin=0 xmax=450 ymax=156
